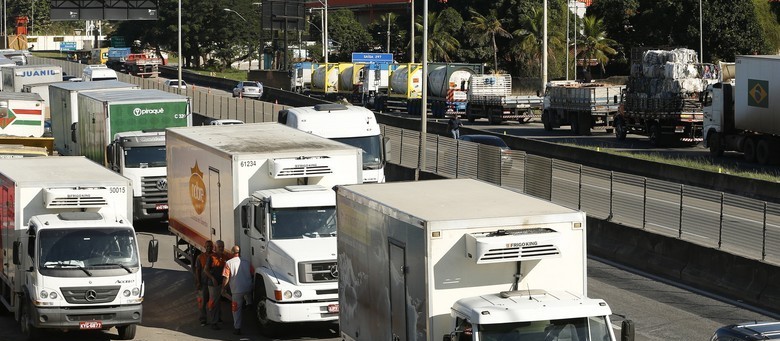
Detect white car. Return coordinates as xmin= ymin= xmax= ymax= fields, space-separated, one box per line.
xmin=164 ymin=79 xmax=187 ymax=89
xmin=209 ymin=119 xmax=244 ymax=125
xmin=232 ymin=81 xmax=263 ymax=99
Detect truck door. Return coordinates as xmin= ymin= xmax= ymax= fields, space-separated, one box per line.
xmin=389 ymin=240 xmax=408 ymax=341
xmin=208 ymin=167 xmax=221 ymax=240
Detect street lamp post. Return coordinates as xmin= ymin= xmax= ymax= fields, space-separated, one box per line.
xmin=542 ymin=0 xmax=548 ymax=91
xmin=224 ymin=8 xmax=252 ymax=70
xmin=178 ymin=0 xmax=182 ymax=94
xmin=416 ymin=0 xmax=428 ymax=180
xmin=699 ymin=0 xmax=703 ymax=62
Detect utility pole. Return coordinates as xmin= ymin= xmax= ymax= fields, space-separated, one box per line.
xmin=410 ymin=0 xmax=414 ymax=63
xmin=416 ymin=0 xmax=428 ymax=181
xmin=386 ymin=14 xmax=391 ymax=53
xmin=178 ymin=0 xmax=182 ymax=94
xmin=542 ymin=0 xmax=548 ymax=91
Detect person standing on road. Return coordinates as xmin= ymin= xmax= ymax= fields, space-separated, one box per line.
xmin=222 ymin=245 xmax=253 ymax=335
xmin=204 ymin=240 xmax=227 ymax=330
xmin=194 ymin=240 xmax=214 ymax=326
xmin=448 ymin=114 xmax=463 ymax=139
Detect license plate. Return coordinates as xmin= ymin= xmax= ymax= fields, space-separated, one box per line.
xmin=327 ymin=304 xmax=339 ymax=313
xmin=155 ymin=204 xmax=169 ymax=210
xmin=79 ymin=321 xmax=102 ymax=330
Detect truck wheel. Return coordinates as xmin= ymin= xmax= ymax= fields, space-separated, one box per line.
xmin=542 ymin=111 xmax=552 ymax=131
xmin=756 ymin=139 xmax=773 ymax=165
xmin=489 ymin=111 xmax=502 ymax=125
xmin=20 ymin=298 xmax=41 ymax=340
xmin=255 ymin=291 xmax=281 ymax=336
xmin=743 ymin=138 xmax=757 ymax=163
xmin=117 ymin=324 xmax=137 ymax=340
xmin=708 ymin=132 xmax=724 ymax=157
xmin=578 ymin=112 xmax=591 ymax=136
xmin=570 ymin=113 xmax=580 ymax=135
xmin=649 ymin=124 xmax=664 ymax=147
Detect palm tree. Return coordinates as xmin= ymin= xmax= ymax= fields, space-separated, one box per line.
xmin=576 ymin=15 xmax=617 ymax=77
xmin=410 ymin=11 xmax=460 ymax=62
xmin=466 ymin=9 xmax=512 ymax=72
xmin=512 ymin=6 xmax=561 ymax=78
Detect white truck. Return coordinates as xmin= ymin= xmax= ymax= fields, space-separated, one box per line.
xmin=1 ymin=64 xmax=63 ymax=92
xmin=703 ymin=55 xmax=780 ymax=164
xmin=0 ymin=156 xmax=158 ymax=340
xmin=290 ymin=62 xmax=315 ymax=94
xmin=49 ymin=80 xmax=139 ymax=156
xmin=542 ymin=81 xmax=624 ymax=135
xmin=167 ymin=122 xmax=363 ymax=336
xmin=336 ymin=178 xmax=633 ymax=341
xmin=466 ymin=74 xmax=544 ymax=124
xmin=279 ymin=103 xmax=388 ymax=183
xmin=358 ymin=62 xmax=390 ymax=109
xmin=82 ymin=64 xmax=119 ymax=81
xmin=78 ymin=89 xmax=191 ymax=222
xmin=0 ymin=92 xmax=54 ymax=154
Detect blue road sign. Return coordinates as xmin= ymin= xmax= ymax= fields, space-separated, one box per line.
xmin=351 ymin=53 xmax=393 ymax=63
xmin=59 ymin=42 xmax=77 ymax=52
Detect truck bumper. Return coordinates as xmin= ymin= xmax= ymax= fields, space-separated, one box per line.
xmin=267 ymin=300 xmax=339 ymax=323
xmin=133 ymin=197 xmax=168 ymax=221
xmin=32 ymin=304 xmax=142 ymax=329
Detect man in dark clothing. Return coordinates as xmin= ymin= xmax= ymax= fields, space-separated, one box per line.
xmin=448 ymin=114 xmax=463 ymax=139
xmin=194 ymin=240 xmax=214 ymax=326
xmin=204 ymin=239 xmax=227 ymax=329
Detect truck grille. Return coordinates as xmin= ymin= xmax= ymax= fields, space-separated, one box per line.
xmin=60 ymin=286 xmax=120 ymax=304
xmin=141 ymin=176 xmax=168 ymax=208
xmin=298 ymin=261 xmax=338 ymax=283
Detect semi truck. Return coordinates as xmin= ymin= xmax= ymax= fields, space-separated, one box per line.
xmin=703 ymin=55 xmax=780 ymax=164
xmin=338 ymin=62 xmax=362 ymax=102
xmin=616 ymin=48 xmax=717 ymax=146
xmin=466 ymin=73 xmax=544 ymax=124
xmin=358 ymin=62 xmax=391 ymax=109
xmin=542 ymin=81 xmax=624 ymax=135
xmin=0 ymin=92 xmax=54 ymax=154
xmin=311 ymin=63 xmax=340 ymax=100
xmin=1 ymin=64 xmax=62 ymax=92
xmin=77 ymin=89 xmax=191 ymax=221
xmin=0 ymin=156 xmax=158 ymax=340
xmin=124 ymin=53 xmax=162 ymax=78
xmin=49 ymin=80 xmax=139 ymax=156
xmin=166 ymin=123 xmax=363 ymax=336
xmin=290 ymin=61 xmax=315 ymax=93
xmin=336 ymin=178 xmax=633 ymax=341
xmin=279 ymin=103 xmax=388 ymax=183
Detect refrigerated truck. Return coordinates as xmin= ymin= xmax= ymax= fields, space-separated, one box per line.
xmin=167 ymin=122 xmax=362 ymax=336
xmin=49 ymin=80 xmax=139 ymax=156
xmin=0 ymin=156 xmax=157 ymax=340
xmin=77 ymin=89 xmax=191 ymax=221
xmin=1 ymin=64 xmax=62 ymax=92
xmin=0 ymin=92 xmax=54 ymax=154
xmin=337 ymin=179 xmax=632 ymax=341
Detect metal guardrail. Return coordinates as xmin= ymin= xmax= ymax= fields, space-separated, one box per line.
xmin=382 ymin=124 xmax=780 ymax=266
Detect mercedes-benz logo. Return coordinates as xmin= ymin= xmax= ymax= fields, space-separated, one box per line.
xmin=85 ymin=290 xmax=98 ymax=302
xmin=156 ymin=178 xmax=168 ymax=191
xmin=329 ymin=265 xmax=339 ymax=278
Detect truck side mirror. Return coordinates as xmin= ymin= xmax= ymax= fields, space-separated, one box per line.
xmin=621 ymin=319 xmax=635 ymax=341
xmin=70 ymin=122 xmax=78 ymax=143
xmin=241 ymin=205 xmax=252 ymax=230
xmin=383 ymin=137 xmax=391 ymax=162
xmin=12 ymin=241 xmax=21 ymax=265
xmin=148 ymin=239 xmax=159 ymax=263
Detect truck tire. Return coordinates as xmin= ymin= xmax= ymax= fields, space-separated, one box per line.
xmin=255 ymin=285 xmax=281 ymax=336
xmin=708 ymin=132 xmax=724 ymax=157
xmin=614 ymin=118 xmax=627 ymax=140
xmin=117 ymin=324 xmax=137 ymax=340
xmin=756 ymin=139 xmax=773 ymax=165
xmin=743 ymin=138 xmax=757 ymax=163
xmin=466 ymin=107 xmax=476 ymax=123
xmin=649 ymin=124 xmax=664 ymax=147
xmin=578 ymin=112 xmax=591 ymax=136
xmin=542 ymin=111 xmax=552 ymax=131
xmin=20 ymin=298 xmax=41 ymax=340
xmin=569 ymin=113 xmax=580 ymax=135
xmin=489 ymin=110 xmax=502 ymax=125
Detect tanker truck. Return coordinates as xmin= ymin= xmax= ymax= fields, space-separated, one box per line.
xmin=338 ymin=63 xmax=364 ymax=104
xmin=310 ymin=63 xmax=339 ymax=100
xmin=358 ymin=62 xmax=391 ymax=109
xmin=703 ymin=56 xmax=780 ymax=164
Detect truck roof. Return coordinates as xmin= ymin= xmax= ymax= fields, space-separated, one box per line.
xmin=452 ymin=290 xmax=613 ymax=325
xmin=0 ymin=156 xmax=130 ymax=186
xmin=49 ymin=80 xmax=137 ymax=91
xmin=337 ymin=179 xmax=582 ymax=225
xmin=0 ymin=92 xmax=43 ymax=101
xmin=167 ymin=122 xmax=358 ymax=155
xmin=79 ymin=89 xmax=187 ymax=103
xmin=1 ymin=64 xmax=59 ymax=71
xmin=737 ymin=55 xmax=780 ymax=61
xmin=284 ymin=104 xmax=380 ymax=138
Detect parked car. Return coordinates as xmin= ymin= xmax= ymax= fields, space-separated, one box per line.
xmin=164 ymin=79 xmax=187 ymax=89
xmin=232 ymin=81 xmax=263 ymax=99
xmin=209 ymin=119 xmax=244 ymax=125
xmin=711 ymin=322 xmax=780 ymax=340
xmin=458 ymin=134 xmax=513 ymax=170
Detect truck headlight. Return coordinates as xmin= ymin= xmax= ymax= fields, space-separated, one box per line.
xmin=39 ymin=290 xmax=48 ymax=299
xmin=293 ymin=290 xmax=302 ymax=298
xmin=49 ymin=292 xmax=58 ymax=299
xmin=283 ymin=290 xmax=293 ymax=299
xmin=123 ymin=290 xmax=131 ymax=297
xmin=132 ymin=287 xmax=140 ymax=296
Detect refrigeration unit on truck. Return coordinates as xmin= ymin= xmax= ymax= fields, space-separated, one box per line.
xmin=0 ymin=156 xmax=159 ymax=340
xmin=279 ymin=103 xmax=388 ymax=183
xmin=167 ymin=123 xmax=363 ymax=336
xmin=1 ymin=64 xmax=63 ymax=92
xmin=0 ymin=92 xmax=54 ymax=154
xmin=49 ymin=80 xmax=139 ymax=156
xmin=542 ymin=80 xmax=624 ymax=135
xmin=467 ymin=73 xmax=544 ymax=124
xmin=617 ymin=48 xmax=717 ymax=146
xmin=290 ymin=62 xmax=315 ymax=94
xmin=704 ymin=56 xmax=780 ymax=164
xmin=77 ymin=89 xmax=191 ymax=221
xmin=337 ymin=178 xmax=633 ymax=341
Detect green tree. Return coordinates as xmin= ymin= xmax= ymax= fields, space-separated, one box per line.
xmin=367 ymin=12 xmax=408 ymax=56
xmin=410 ymin=9 xmax=462 ymax=62
xmin=466 ymin=9 xmax=512 ymax=73
xmin=576 ymin=16 xmax=617 ymax=78
xmin=511 ymin=6 xmax=562 ymax=79
xmin=328 ymin=9 xmax=374 ymax=61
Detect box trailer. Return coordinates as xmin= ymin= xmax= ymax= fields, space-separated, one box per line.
xmin=1 ymin=64 xmax=62 ymax=92
xmin=0 ymin=156 xmax=157 ymax=340
xmin=337 ymin=179 xmax=632 ymax=341
xmin=167 ymin=123 xmax=362 ymax=336
xmin=21 ymin=81 xmax=63 ymax=120
xmin=0 ymin=92 xmax=54 ymax=154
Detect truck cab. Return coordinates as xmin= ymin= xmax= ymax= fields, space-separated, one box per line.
xmin=82 ymin=64 xmax=119 ymax=81
xmin=108 ymin=131 xmax=168 ymax=221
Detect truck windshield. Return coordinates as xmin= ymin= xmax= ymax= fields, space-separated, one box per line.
xmin=333 ymin=135 xmax=383 ymax=169
xmin=38 ymin=228 xmax=139 ymax=276
xmin=269 ymin=206 xmax=336 ymax=239
xmin=124 ymin=146 xmax=166 ymax=168
xmin=478 ymin=316 xmax=611 ymax=341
